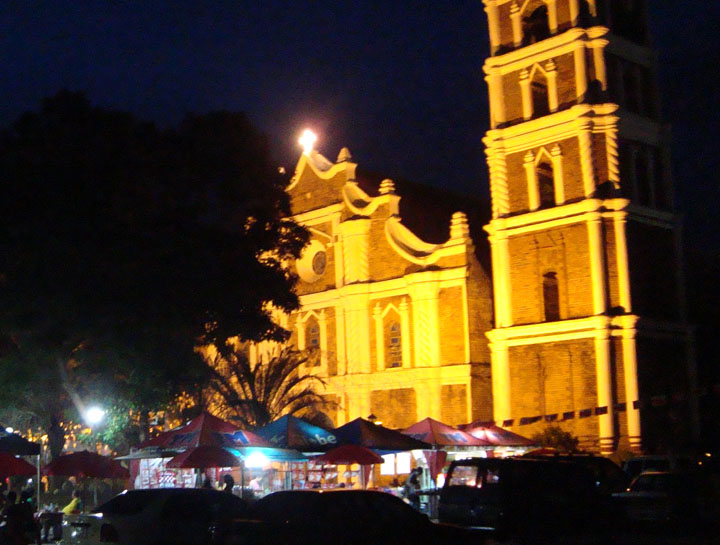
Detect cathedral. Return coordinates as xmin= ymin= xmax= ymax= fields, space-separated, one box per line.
xmin=284 ymin=0 xmax=695 ymax=455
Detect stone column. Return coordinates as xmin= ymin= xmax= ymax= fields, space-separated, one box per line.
xmin=551 ymin=144 xmax=565 ymax=204
xmin=399 ymin=298 xmax=411 ymax=368
xmin=524 ymin=150 xmax=539 ymax=210
xmin=574 ymin=42 xmax=588 ymax=101
xmin=569 ymin=0 xmax=580 ymax=25
xmin=546 ymin=0 xmax=558 ymax=33
xmin=594 ymin=327 xmax=615 ymax=454
xmin=489 ymin=338 xmax=511 ymax=424
xmin=587 ymin=213 xmax=608 ymax=315
xmin=621 ymin=326 xmax=642 ymax=453
xmin=409 ymin=279 xmax=441 ymax=367
xmin=339 ymin=217 xmax=371 ymax=284
xmin=591 ymin=40 xmax=609 ymax=91
xmin=319 ymin=309 xmax=328 ymax=369
xmin=577 ymin=119 xmax=597 ymax=197
xmin=373 ymin=304 xmax=384 ymax=371
xmin=335 ymin=304 xmax=347 ymax=376
xmin=485 ymin=1 xmax=501 ymax=55
xmin=546 ymin=59 xmax=559 ymax=112
xmin=343 ymin=288 xmax=372 ymax=374
xmin=510 ymin=2 xmax=522 ymax=47
xmin=613 ymin=212 xmax=632 ymax=313
xmin=519 ymin=69 xmax=532 ymax=120
xmin=488 ymin=231 xmax=513 ymax=328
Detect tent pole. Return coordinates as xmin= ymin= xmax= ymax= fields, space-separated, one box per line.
xmin=37 ymin=454 xmax=41 ymax=508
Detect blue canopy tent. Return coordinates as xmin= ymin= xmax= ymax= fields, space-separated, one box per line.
xmin=333 ymin=418 xmax=431 ymax=455
xmin=255 ymin=415 xmax=338 ymax=453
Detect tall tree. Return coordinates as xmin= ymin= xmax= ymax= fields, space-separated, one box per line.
xmin=0 ymin=91 xmax=308 ymax=454
xmin=204 ymin=344 xmax=329 ymax=430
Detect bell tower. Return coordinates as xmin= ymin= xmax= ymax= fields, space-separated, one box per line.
xmin=482 ymin=0 xmax=695 ymax=453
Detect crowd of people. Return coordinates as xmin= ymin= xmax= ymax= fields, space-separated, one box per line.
xmin=0 ymin=483 xmax=85 ymax=544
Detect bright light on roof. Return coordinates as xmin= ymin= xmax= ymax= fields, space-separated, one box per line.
xmin=245 ymin=451 xmax=270 ymax=469
xmin=299 ymin=129 xmax=317 ymax=155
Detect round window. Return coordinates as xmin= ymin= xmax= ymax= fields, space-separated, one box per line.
xmin=312 ymin=250 xmax=327 ymax=276
xmin=296 ymin=239 xmax=328 ymax=283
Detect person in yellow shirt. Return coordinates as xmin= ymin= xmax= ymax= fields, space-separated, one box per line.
xmin=61 ymin=490 xmax=82 ymax=515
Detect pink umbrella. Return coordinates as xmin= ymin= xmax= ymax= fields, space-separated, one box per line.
xmin=0 ymin=452 xmax=36 ymax=478
xmin=165 ymin=445 xmax=241 ymax=469
xmin=402 ymin=418 xmax=491 ymax=447
xmin=459 ymin=422 xmax=535 ymax=447
xmin=313 ymin=444 xmax=383 ymax=466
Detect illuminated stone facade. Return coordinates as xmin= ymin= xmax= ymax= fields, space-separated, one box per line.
xmin=280 ymin=0 xmax=694 ymax=454
xmin=285 ymin=149 xmax=495 ymax=430
xmin=482 ymin=0 xmax=694 ymax=453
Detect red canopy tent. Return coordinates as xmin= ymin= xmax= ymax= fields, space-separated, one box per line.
xmin=459 ymin=421 xmax=535 ymax=447
xmin=0 ymin=452 xmax=37 ymax=478
xmin=402 ymin=418 xmax=491 ymax=484
xmin=43 ymin=451 xmax=129 ymax=479
xmin=313 ymin=445 xmax=383 ymax=466
xmin=402 ymin=418 xmax=492 ymax=448
xmin=165 ymin=445 xmax=241 ymax=469
xmin=313 ymin=445 xmax=383 ymax=488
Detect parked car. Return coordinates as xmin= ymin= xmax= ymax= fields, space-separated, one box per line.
xmin=223 ymin=489 xmax=482 ymax=545
xmin=612 ymin=470 xmax=720 ymax=528
xmin=438 ymin=457 xmax=608 ymax=541
xmin=622 ymin=455 xmax=699 ymax=480
xmin=522 ymin=452 xmax=629 ymax=495
xmin=60 ymin=488 xmax=249 ymax=545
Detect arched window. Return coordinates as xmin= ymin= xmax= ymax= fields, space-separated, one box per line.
xmin=537 ymin=162 xmax=555 ymax=208
xmin=385 ymin=320 xmax=402 ymax=368
xmin=531 ymin=78 xmax=550 ymax=118
xmin=543 ymin=272 xmax=560 ymax=322
xmin=523 ymin=5 xmax=551 ymax=45
xmin=306 ymin=317 xmax=321 ymax=367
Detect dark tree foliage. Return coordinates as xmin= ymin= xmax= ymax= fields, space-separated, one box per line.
xmin=531 ymin=425 xmax=580 ymax=453
xmin=0 ymin=91 xmax=308 ymax=453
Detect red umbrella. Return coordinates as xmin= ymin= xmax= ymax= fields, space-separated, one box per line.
xmin=459 ymin=422 xmax=535 ymax=447
xmin=43 ymin=450 xmax=129 ymax=479
xmin=402 ymin=418 xmax=492 ymax=447
xmin=0 ymin=452 xmax=36 ymax=478
xmin=165 ymin=446 xmax=240 ymax=469
xmin=313 ymin=444 xmax=383 ymax=466
xmin=138 ymin=412 xmax=270 ymax=449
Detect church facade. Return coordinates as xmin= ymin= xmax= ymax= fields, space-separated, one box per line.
xmin=284 ymin=149 xmax=495 ymax=431
xmin=284 ymin=0 xmax=695 ymax=454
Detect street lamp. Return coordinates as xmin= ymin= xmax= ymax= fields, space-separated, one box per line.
xmin=85 ymin=406 xmax=105 ymax=426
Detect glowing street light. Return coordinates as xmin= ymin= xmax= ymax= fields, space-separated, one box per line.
xmin=299 ymin=129 xmax=317 ymax=155
xmin=85 ymin=406 xmax=105 ymax=426
xmin=245 ymin=451 xmax=270 ymax=469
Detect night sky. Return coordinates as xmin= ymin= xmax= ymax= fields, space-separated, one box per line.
xmin=1 ymin=0 xmax=718 ymax=245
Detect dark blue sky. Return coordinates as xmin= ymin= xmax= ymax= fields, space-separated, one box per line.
xmin=1 ymin=0 xmax=717 ymax=241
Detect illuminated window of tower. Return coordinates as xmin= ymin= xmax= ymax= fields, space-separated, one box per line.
xmin=543 ymin=272 xmax=560 ymax=322
xmin=537 ymin=162 xmax=555 ymax=208
xmin=385 ymin=319 xmax=402 ymax=368
xmin=531 ymin=76 xmax=550 ymax=118
xmin=522 ymin=5 xmax=550 ymax=45
xmin=306 ymin=317 xmax=321 ymax=367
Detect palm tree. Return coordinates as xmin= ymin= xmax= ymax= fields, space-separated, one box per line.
xmin=204 ymin=343 xmax=330 ymax=430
